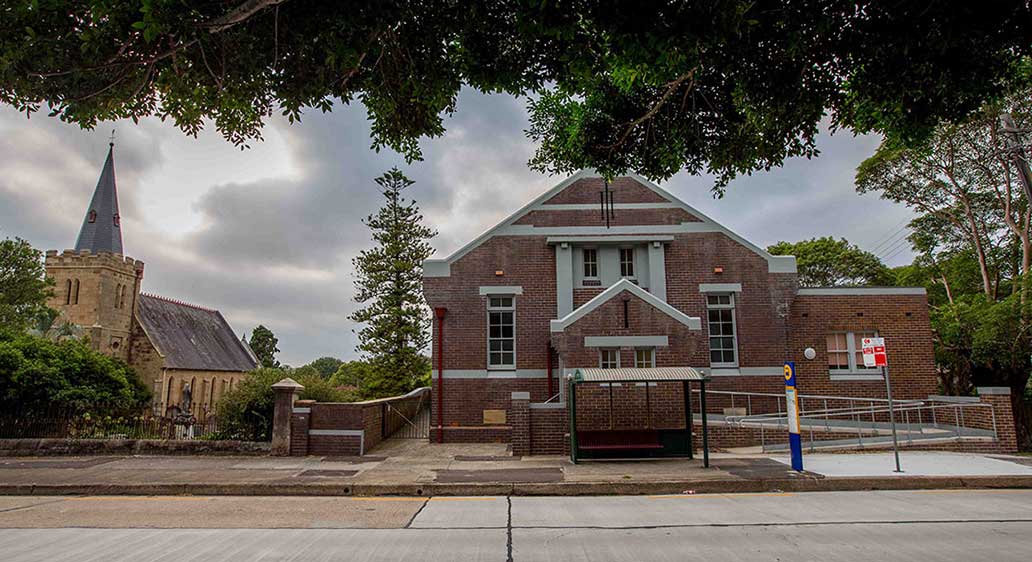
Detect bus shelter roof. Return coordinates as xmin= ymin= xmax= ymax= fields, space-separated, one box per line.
xmin=572 ymin=367 xmax=709 ymax=383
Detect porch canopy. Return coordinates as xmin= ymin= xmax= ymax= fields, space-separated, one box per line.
xmin=568 ymin=367 xmax=712 ymax=467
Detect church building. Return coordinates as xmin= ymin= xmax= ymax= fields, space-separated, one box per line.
xmin=44 ymin=142 xmax=258 ymax=415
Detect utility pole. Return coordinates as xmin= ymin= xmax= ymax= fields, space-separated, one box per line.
xmin=1000 ymin=113 xmax=1032 ymax=203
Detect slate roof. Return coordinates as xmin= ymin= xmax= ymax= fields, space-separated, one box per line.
xmin=136 ymin=293 xmax=258 ymax=372
xmin=75 ymin=144 xmax=124 ymax=255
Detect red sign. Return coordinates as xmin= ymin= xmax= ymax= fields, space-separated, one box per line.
xmin=862 ymin=337 xmax=887 ymax=367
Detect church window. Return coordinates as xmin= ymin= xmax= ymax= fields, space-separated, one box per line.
xmin=88 ymin=210 xmax=97 ymax=223
xmin=73 ymin=279 xmax=80 ymax=305
xmin=115 ymin=284 xmax=121 ymax=308
xmin=65 ymin=280 xmax=72 ymax=305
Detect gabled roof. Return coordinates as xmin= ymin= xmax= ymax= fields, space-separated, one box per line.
xmin=423 ymin=170 xmax=795 ymax=277
xmin=136 ymin=293 xmax=258 ymax=372
xmin=550 ymin=279 xmax=702 ymax=332
xmin=75 ymin=144 xmax=124 ymax=255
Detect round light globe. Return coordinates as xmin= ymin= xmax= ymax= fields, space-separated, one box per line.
xmin=803 ymin=347 xmax=817 ymax=360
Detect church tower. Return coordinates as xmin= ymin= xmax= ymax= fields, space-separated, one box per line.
xmin=44 ymin=141 xmax=144 ymax=361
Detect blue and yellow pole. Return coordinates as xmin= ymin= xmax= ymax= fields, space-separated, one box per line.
xmin=783 ymin=362 xmax=803 ymax=472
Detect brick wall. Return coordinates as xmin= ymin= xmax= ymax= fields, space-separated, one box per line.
xmin=288 ymin=389 xmax=429 ymax=456
xmin=787 ymin=293 xmax=937 ymax=400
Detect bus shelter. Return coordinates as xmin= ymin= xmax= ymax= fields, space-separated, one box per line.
xmin=568 ymin=367 xmax=712 ymax=467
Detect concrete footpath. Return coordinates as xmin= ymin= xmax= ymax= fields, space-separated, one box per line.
xmin=2 ymin=490 xmax=1032 ymax=561
xmin=1 ymin=440 xmax=1031 ymax=496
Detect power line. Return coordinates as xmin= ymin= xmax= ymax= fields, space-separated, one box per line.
xmin=868 ymin=216 xmax=912 ymax=252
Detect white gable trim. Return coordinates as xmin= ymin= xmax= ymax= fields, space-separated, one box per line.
xmin=423 ymin=170 xmax=797 ymax=277
xmin=550 ymin=279 xmax=701 ymax=332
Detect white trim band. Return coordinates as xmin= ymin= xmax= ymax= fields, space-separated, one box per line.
xmin=704 ymin=367 xmax=786 ymax=376
xmin=699 ymin=283 xmax=742 ymax=293
xmin=433 ymin=369 xmax=550 ymax=379
xmin=546 ymin=235 xmax=675 ymax=244
xmin=292 ymin=408 xmax=311 ymax=414
xmin=797 ymin=287 xmax=926 ymax=296
xmin=479 ymin=286 xmax=524 ymax=295
xmin=584 ymin=336 xmax=669 ymax=348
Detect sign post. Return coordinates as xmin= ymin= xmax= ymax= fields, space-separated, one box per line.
xmin=862 ymin=337 xmax=902 ymax=473
xmin=783 ymin=362 xmax=803 ymax=472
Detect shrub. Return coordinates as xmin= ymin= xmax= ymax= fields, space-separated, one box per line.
xmin=0 ymin=329 xmax=150 ymax=414
xmin=215 ymin=367 xmax=360 ymax=441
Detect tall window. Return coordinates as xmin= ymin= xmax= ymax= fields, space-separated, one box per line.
xmin=599 ymin=348 xmax=620 ymax=368
xmin=619 ymin=248 xmax=635 ymax=278
xmin=487 ymin=296 xmax=516 ymax=368
xmin=583 ymin=248 xmax=598 ymax=278
xmin=115 ymin=284 xmax=121 ymax=308
xmin=634 ymin=348 xmax=654 ymax=368
xmin=65 ymin=279 xmax=72 ymax=305
xmin=72 ymin=279 xmax=80 ymax=305
xmin=119 ymin=285 xmax=127 ymax=309
xmin=827 ymin=331 xmax=880 ymax=374
xmin=707 ymin=293 xmax=737 ymax=367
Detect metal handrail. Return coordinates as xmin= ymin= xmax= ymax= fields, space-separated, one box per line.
xmin=722 ymin=399 xmax=997 ymax=452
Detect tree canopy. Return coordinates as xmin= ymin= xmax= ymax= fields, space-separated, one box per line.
xmin=857 ymin=85 xmax=1032 ymax=301
xmin=248 ymin=324 xmax=279 ymax=368
xmin=2 ymin=2 xmax=1031 ymax=188
xmin=0 ymin=329 xmax=150 ymax=413
xmin=0 ymin=238 xmax=54 ymax=331
xmin=767 ymin=237 xmax=891 ymax=287
xmin=302 ymin=356 xmax=343 ymax=379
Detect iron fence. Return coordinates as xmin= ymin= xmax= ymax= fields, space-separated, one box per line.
xmin=0 ymin=403 xmax=227 ymax=441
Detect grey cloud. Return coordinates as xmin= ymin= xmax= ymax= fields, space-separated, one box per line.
xmin=0 ymin=90 xmax=912 ymax=366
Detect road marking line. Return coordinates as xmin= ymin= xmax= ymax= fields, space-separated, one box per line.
xmin=910 ymin=489 xmax=1032 ymax=495
xmin=648 ymin=493 xmax=794 ymax=499
xmin=67 ymin=497 xmax=211 ymax=502
xmin=350 ymin=497 xmax=427 ymax=502
xmin=429 ymin=497 xmax=499 ymax=502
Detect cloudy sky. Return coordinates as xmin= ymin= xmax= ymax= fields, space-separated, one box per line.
xmin=0 ymin=90 xmax=914 ymax=366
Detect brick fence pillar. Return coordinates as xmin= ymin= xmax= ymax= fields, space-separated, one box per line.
xmin=510 ymin=391 xmax=531 ymax=457
xmin=290 ymin=399 xmax=314 ymax=456
xmin=977 ymin=386 xmax=1018 ymax=453
xmin=271 ymin=378 xmax=304 ymax=456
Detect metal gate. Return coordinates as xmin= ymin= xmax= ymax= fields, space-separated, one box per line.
xmin=382 ymin=390 xmax=430 ymax=439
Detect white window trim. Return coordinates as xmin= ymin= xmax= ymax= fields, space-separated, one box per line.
xmin=706 ymin=293 xmax=739 ymax=369
xmin=634 ymin=348 xmax=655 ymax=368
xmin=583 ymin=248 xmax=599 ymax=279
xmin=827 ymin=331 xmax=883 ymax=377
xmin=599 ymin=348 xmax=621 ymax=369
xmin=486 ymin=296 xmax=516 ymax=370
xmin=619 ymin=247 xmax=636 ymax=279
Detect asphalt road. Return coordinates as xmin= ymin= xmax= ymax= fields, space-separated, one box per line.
xmin=1 ymin=490 xmax=1030 ymax=561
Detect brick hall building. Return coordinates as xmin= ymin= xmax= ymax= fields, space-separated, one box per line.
xmin=421 ymin=170 xmax=941 ymax=449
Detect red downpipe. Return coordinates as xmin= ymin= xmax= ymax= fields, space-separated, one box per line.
xmin=434 ymin=307 xmax=447 ymax=443
xmin=546 ymin=343 xmax=553 ymax=397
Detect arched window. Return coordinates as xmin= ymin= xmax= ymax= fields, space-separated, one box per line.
xmin=72 ymin=279 xmax=80 ymax=305
xmin=190 ymin=377 xmax=197 ymax=412
xmin=166 ymin=378 xmax=175 ymax=413
xmin=120 ymin=285 xmax=126 ymax=309
xmin=115 ymin=284 xmax=121 ymax=308
xmin=65 ymin=280 xmax=72 ymax=305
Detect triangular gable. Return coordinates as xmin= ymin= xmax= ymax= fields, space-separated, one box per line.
xmin=423 ymin=170 xmax=796 ymax=277
xmin=549 ymin=279 xmax=701 ymax=332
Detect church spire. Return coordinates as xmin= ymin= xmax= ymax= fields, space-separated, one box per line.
xmin=74 ymin=138 xmax=124 ymax=255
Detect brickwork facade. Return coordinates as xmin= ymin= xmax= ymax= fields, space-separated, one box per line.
xmin=422 ymin=172 xmax=1015 ymax=454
